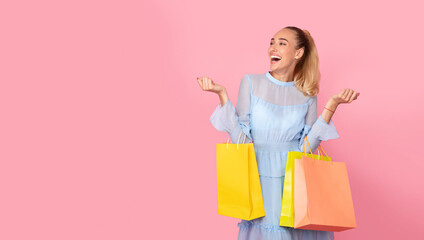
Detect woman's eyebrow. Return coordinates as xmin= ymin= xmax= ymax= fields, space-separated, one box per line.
xmin=271 ymin=38 xmax=289 ymax=42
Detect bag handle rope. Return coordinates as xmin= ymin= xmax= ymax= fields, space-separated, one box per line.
xmin=226 ymin=130 xmax=247 ymax=150
xmin=303 ymin=136 xmax=331 ymax=162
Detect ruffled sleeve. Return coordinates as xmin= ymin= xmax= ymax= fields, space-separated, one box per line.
xmin=299 ymin=96 xmax=340 ymax=153
xmin=209 ymin=74 xmax=252 ymax=144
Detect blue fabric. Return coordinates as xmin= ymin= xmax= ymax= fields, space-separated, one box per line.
xmin=209 ymin=72 xmax=339 ymax=240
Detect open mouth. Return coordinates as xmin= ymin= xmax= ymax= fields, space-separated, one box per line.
xmin=271 ymin=56 xmax=281 ymax=64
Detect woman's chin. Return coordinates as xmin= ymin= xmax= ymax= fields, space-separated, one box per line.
xmin=270 ymin=61 xmax=286 ymax=71
xmin=270 ymin=63 xmax=279 ymax=71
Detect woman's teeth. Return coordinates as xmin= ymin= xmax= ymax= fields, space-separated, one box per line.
xmin=271 ymin=56 xmax=281 ymax=64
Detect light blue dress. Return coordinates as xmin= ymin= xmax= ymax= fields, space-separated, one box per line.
xmin=210 ymin=71 xmax=340 ymax=240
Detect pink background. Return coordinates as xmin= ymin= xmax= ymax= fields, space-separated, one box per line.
xmin=1 ymin=0 xmax=423 ymax=239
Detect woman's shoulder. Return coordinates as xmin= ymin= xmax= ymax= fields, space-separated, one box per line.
xmin=239 ymin=73 xmax=268 ymax=93
xmin=241 ymin=73 xmax=268 ymax=86
xmin=243 ymin=73 xmax=267 ymax=80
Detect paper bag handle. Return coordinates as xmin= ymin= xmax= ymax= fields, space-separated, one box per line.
xmin=226 ymin=129 xmax=247 ymax=150
xmin=303 ymin=136 xmax=331 ymax=161
xmin=303 ymin=136 xmax=313 ymax=155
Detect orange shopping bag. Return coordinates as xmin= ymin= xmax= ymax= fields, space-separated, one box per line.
xmin=294 ymin=137 xmax=357 ymax=231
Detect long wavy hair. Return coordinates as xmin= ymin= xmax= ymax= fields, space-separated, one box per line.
xmin=284 ymin=26 xmax=320 ymax=97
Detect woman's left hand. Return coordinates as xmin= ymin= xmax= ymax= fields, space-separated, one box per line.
xmin=331 ymin=88 xmax=360 ymax=105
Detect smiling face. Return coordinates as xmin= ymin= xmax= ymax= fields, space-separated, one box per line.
xmin=268 ymin=28 xmax=304 ymax=73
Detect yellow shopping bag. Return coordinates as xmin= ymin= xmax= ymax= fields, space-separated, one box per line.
xmin=216 ymin=131 xmax=265 ymax=220
xmin=280 ymin=136 xmax=332 ymax=227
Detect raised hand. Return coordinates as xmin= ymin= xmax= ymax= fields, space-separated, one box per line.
xmin=197 ymin=76 xmax=225 ymax=94
xmin=331 ymin=88 xmax=360 ymax=105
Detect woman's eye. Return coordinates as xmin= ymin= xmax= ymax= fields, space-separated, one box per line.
xmin=269 ymin=42 xmax=285 ymax=46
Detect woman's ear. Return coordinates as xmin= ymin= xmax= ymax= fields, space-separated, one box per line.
xmin=295 ymin=47 xmax=305 ymax=60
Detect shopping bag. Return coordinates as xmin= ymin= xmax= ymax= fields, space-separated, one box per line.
xmin=216 ymin=130 xmax=265 ymax=220
xmin=294 ymin=141 xmax=357 ymax=231
xmin=280 ymin=136 xmax=332 ymax=227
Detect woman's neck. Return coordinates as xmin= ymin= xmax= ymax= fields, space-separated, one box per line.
xmin=270 ymin=70 xmax=294 ymax=82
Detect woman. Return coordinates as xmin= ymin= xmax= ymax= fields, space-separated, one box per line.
xmin=197 ymin=26 xmax=359 ymax=240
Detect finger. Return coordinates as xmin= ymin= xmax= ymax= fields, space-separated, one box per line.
xmin=341 ymin=89 xmax=349 ymax=100
xmin=207 ymin=78 xmax=211 ymax=90
xmin=349 ymin=89 xmax=355 ymax=101
xmin=204 ymin=78 xmax=209 ymax=90
xmin=346 ymin=89 xmax=354 ymax=102
xmin=202 ymin=78 xmax=206 ymax=90
xmin=351 ymin=92 xmax=358 ymax=102
xmin=347 ymin=92 xmax=355 ymax=103
xmin=344 ymin=89 xmax=352 ymax=101
xmin=353 ymin=92 xmax=359 ymax=100
xmin=204 ymin=78 xmax=208 ymax=90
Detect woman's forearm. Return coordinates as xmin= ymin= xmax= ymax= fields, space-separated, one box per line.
xmin=320 ymin=99 xmax=339 ymax=124
xmin=218 ymin=88 xmax=229 ymax=106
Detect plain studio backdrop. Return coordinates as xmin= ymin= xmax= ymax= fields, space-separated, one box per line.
xmin=0 ymin=0 xmax=423 ymax=239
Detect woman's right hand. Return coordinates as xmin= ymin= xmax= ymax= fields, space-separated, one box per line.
xmin=197 ymin=76 xmax=226 ymax=94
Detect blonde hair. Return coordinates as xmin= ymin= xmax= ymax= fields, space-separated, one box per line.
xmin=284 ymin=26 xmax=320 ymax=97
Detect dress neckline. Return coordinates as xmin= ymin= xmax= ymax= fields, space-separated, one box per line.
xmin=266 ymin=71 xmax=295 ymax=87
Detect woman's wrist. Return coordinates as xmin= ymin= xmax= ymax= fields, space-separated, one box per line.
xmin=217 ymin=88 xmax=227 ymax=96
xmin=218 ymin=88 xmax=229 ymax=106
xmin=320 ymin=98 xmax=338 ymax=124
xmin=325 ymin=98 xmax=339 ymax=112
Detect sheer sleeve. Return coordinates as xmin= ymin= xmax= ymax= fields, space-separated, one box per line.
xmin=298 ymin=96 xmax=340 ymax=153
xmin=209 ymin=74 xmax=252 ymax=144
